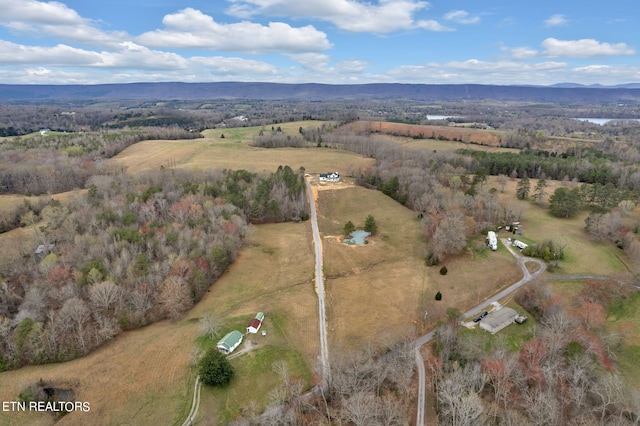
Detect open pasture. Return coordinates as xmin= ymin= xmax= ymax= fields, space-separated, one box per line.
xmin=316 ymin=183 xmax=523 ymax=349
xmin=345 ymin=120 xmax=506 ymax=147
xmin=111 ymin=121 xmax=374 ymax=175
xmin=491 ymin=177 xmax=631 ymax=276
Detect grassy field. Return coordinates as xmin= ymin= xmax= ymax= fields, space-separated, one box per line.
xmin=0 ymin=222 xmax=318 ymax=426
xmin=315 ymin=181 xmax=524 ymax=350
xmin=111 ymin=121 xmax=375 ymax=175
xmin=491 ymin=177 xmax=631 ymax=275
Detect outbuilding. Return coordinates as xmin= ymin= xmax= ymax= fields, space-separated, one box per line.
xmin=246 ymin=312 xmax=265 ymax=334
xmin=217 ymin=330 xmax=243 ymax=354
xmin=479 ymin=307 xmax=519 ymax=334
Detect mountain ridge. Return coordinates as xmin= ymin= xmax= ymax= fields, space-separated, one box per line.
xmin=1 ymin=82 xmax=640 ymax=102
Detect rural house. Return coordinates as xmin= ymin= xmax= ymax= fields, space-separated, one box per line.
xmin=479 ymin=307 xmax=519 ymax=334
xmin=217 ymin=330 xmax=243 ymax=354
xmin=319 ymin=172 xmax=340 ymax=182
xmin=246 ymin=312 xmax=265 ymax=334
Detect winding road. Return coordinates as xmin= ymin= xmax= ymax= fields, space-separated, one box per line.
xmin=414 ymin=238 xmax=547 ymax=426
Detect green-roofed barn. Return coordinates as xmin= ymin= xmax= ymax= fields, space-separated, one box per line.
xmin=217 ymin=330 xmax=243 ymax=354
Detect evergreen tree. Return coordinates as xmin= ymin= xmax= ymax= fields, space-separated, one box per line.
xmin=364 ymin=215 xmax=378 ymax=234
xmin=549 ymin=187 xmax=581 ymax=218
xmin=199 ymin=348 xmax=234 ymax=386
xmin=343 ymin=221 xmax=356 ymax=236
xmin=534 ymin=179 xmax=548 ymax=205
xmin=516 ymin=176 xmax=531 ymax=200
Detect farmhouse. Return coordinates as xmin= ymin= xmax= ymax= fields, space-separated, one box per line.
xmin=246 ymin=312 xmax=265 ymax=334
xmin=217 ymin=330 xmax=243 ymax=354
xmin=479 ymin=307 xmax=519 ymax=334
xmin=319 ymin=172 xmax=340 ymax=182
xmin=486 ymin=231 xmax=498 ymax=251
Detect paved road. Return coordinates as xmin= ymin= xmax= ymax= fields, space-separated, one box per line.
xmin=413 ymin=238 xmax=546 ymax=426
xmin=306 ymin=178 xmax=331 ymax=384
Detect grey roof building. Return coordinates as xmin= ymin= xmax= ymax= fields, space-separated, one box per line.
xmin=479 ymin=307 xmax=519 ymax=334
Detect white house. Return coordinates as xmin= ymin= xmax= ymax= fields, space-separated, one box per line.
xmin=217 ymin=330 xmax=243 ymax=354
xmin=319 ymin=172 xmax=340 ymax=182
xmin=486 ymin=231 xmax=498 ymax=251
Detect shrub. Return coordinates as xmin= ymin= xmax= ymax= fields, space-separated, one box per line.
xmin=439 ymin=266 xmax=448 ymax=275
xmin=435 ymin=291 xmax=442 ymax=301
xmin=199 ymin=348 xmax=234 ymax=387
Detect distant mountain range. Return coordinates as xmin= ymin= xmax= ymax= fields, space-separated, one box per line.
xmin=1 ymin=82 xmax=639 ymax=102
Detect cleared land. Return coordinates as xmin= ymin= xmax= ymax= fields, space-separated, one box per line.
xmin=491 ymin=177 xmax=631 ymax=275
xmin=112 ymin=121 xmax=375 ymax=175
xmin=345 ymin=120 xmax=506 ymax=147
xmin=315 ymin=181 xmax=523 ymax=350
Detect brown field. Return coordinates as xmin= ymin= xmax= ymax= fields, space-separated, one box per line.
xmin=111 ymin=121 xmax=375 ymax=175
xmin=346 ymin=120 xmax=505 ymax=147
xmin=386 ymin=135 xmax=518 ymax=153
xmin=315 ymin=182 xmax=523 ymax=350
xmin=0 ymin=222 xmax=318 ymax=426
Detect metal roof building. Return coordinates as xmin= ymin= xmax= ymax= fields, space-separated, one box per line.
xmin=479 ymin=307 xmax=519 ymax=334
xmin=217 ymin=330 xmax=243 ymax=354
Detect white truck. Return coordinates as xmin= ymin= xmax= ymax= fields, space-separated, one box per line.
xmin=486 ymin=231 xmax=498 ymax=251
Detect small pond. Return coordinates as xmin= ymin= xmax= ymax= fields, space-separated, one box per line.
xmin=343 ymin=230 xmax=371 ymax=245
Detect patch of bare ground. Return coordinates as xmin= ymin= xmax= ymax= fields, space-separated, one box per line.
xmin=525 ymin=261 xmax=542 ymax=274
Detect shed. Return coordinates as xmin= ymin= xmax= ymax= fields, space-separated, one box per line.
xmin=217 ymin=330 xmax=243 ymax=354
xmin=479 ymin=307 xmax=519 ymax=334
xmin=246 ymin=312 xmax=264 ymax=334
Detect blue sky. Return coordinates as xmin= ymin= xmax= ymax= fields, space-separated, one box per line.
xmin=0 ymin=0 xmax=638 ymax=85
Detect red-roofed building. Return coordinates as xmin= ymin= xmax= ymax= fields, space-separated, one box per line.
xmin=246 ymin=312 xmax=265 ymax=334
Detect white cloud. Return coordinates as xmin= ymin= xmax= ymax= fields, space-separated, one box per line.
xmin=137 ymin=8 xmax=331 ymax=53
xmin=544 ymin=14 xmax=568 ymax=27
xmin=286 ymin=53 xmax=332 ymax=71
xmin=190 ymin=56 xmax=278 ymax=76
xmin=385 ymin=59 xmax=569 ymax=85
xmin=336 ymin=60 xmax=369 ymax=73
xmin=444 ymin=10 xmax=480 ymax=25
xmin=505 ymin=38 xmax=636 ymax=59
xmin=226 ymin=0 xmax=451 ymax=33
xmin=0 ymin=0 xmax=128 ymax=48
xmin=541 ymin=38 xmax=635 ymax=57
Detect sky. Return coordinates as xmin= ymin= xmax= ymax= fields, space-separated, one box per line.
xmin=0 ymin=0 xmax=638 ymax=86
